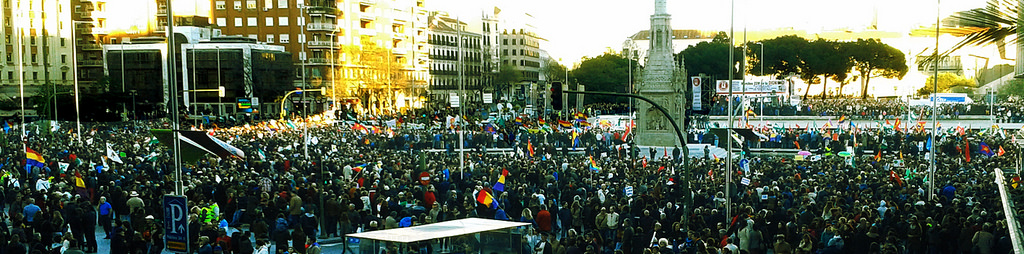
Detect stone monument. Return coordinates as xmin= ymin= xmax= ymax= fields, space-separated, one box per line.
xmin=636 ymin=0 xmax=686 ymax=147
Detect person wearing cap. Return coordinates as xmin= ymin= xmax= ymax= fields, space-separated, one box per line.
xmin=127 ymin=191 xmax=145 ymax=223
xmin=98 ymin=196 xmax=114 ymax=239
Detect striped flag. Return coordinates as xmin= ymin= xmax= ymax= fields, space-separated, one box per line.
xmin=493 ymin=168 xmax=508 ymax=192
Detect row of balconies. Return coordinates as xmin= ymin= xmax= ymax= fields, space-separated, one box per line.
xmin=429 ymin=55 xmax=482 ymax=62
xmin=307 ymin=23 xmax=337 ymax=32
xmin=429 ymin=70 xmax=483 ymax=76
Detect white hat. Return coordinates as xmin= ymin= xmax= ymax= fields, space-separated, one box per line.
xmin=131 ymin=191 xmax=140 ymax=197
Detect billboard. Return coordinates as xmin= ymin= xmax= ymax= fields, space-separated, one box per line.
xmin=716 ymin=80 xmax=788 ymax=95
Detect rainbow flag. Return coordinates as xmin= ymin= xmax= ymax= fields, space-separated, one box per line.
xmin=26 ymin=147 xmax=45 ymax=169
xmin=538 ymin=118 xmax=546 ymax=126
xmin=589 ymin=156 xmax=601 ymax=171
xmin=493 ymin=168 xmax=508 ymax=192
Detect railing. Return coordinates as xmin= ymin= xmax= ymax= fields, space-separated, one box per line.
xmin=307 ymin=58 xmax=331 ymax=64
xmin=81 ymin=44 xmax=103 ymax=51
xmin=79 ymin=59 xmax=103 ymax=66
xmin=994 ymin=169 xmax=1024 ymax=254
xmin=306 ymin=23 xmax=336 ymax=31
xmin=307 ymin=41 xmax=335 ymax=48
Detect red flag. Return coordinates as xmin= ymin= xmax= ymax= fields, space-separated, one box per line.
xmin=998 ymin=145 xmax=1006 ymax=156
xmin=874 ymin=149 xmax=882 ymax=162
xmin=889 ymin=170 xmax=904 ymax=187
xmin=964 ymin=141 xmax=971 ymax=162
xmin=794 ymin=141 xmax=801 ymax=150
xmin=894 ymin=118 xmax=901 ymax=131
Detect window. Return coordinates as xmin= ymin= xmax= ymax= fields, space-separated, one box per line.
xmin=278 ymin=0 xmax=287 ymax=8
xmin=502 ymin=49 xmax=507 ymax=56
xmin=61 ymin=54 xmax=66 ymax=63
xmin=278 ymin=17 xmax=288 ymax=26
xmin=234 ymin=18 xmax=242 ymax=27
xmin=511 ymin=39 xmax=515 ymax=45
xmin=5 ymin=53 xmax=10 ymax=62
xmin=247 ymin=17 xmax=257 ymax=27
xmin=266 ymin=34 xmax=274 ymax=43
xmin=31 ymin=54 xmax=36 ymax=62
xmin=60 ymin=38 xmax=66 ymax=47
xmin=233 ymin=1 xmax=241 ymax=9
xmin=6 ymin=71 xmax=11 ymax=80
xmin=520 ymin=39 xmax=524 ymax=45
xmin=248 ymin=34 xmax=258 ymax=39
xmin=296 ymin=16 xmax=303 ymax=26
xmin=279 ymin=34 xmax=289 ymax=43
xmin=62 ymin=72 xmax=67 ymax=81
xmin=265 ymin=0 xmax=272 ymax=9
xmin=265 ymin=17 xmax=273 ymax=26
xmin=511 ymin=50 xmax=516 ymax=56
xmin=298 ymin=34 xmax=305 ymax=43
xmin=215 ymin=1 xmax=225 ymax=9
xmin=32 ymin=72 xmax=37 ymax=80
xmin=216 ymin=18 xmax=226 ymax=27
xmin=246 ymin=0 xmax=256 ymax=9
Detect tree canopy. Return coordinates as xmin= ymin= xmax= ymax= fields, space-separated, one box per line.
xmin=571 ymin=53 xmax=633 ymax=104
xmin=677 ymin=38 xmax=742 ymax=80
xmin=917 ymin=73 xmax=977 ymax=96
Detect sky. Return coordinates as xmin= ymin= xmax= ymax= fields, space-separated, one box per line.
xmin=431 ymin=0 xmax=990 ymax=66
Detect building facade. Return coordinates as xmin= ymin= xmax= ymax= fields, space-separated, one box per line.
xmin=1 ymin=0 xmax=77 ymax=113
xmin=104 ymin=34 xmax=293 ymax=118
xmin=498 ymin=13 xmax=543 ymax=107
xmin=211 ymin=0 xmax=430 ymax=115
xmin=426 ymin=12 xmax=482 ymax=106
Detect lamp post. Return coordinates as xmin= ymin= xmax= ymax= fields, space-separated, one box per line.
xmin=217 ymin=46 xmax=222 ymax=116
xmin=756 ymin=41 xmax=764 ymax=117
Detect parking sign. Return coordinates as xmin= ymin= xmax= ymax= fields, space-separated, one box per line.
xmin=164 ymin=195 xmax=189 ymax=253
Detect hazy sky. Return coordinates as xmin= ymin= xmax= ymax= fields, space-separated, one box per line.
xmin=432 ymin=0 xmax=990 ymax=65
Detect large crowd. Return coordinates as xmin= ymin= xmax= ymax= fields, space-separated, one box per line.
xmin=0 ymin=101 xmax=1019 ymax=254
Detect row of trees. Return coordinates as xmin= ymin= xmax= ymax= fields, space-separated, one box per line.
xmin=679 ymin=33 xmax=910 ymax=100
xmin=565 ymin=34 xmax=910 ymax=103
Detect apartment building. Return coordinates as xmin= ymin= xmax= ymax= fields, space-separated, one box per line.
xmin=211 ymin=0 xmax=429 ymax=114
xmin=426 ymin=12 xmax=482 ymax=106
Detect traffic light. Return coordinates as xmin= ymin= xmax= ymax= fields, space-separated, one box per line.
xmin=550 ymin=82 xmax=563 ymax=111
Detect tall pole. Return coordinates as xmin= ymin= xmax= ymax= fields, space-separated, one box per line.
xmin=928 ymin=0 xmax=939 ymax=201
xmin=458 ymin=17 xmax=465 ymax=175
xmin=122 ymin=42 xmax=127 ymax=121
xmin=726 ymin=0 xmax=734 ymax=222
xmin=168 ymin=0 xmax=183 ymax=196
xmin=301 ymin=6 xmax=309 ymax=159
xmin=217 ymin=47 xmax=222 ymax=116
xmin=71 ymin=22 xmax=82 ymax=142
xmin=330 ymin=36 xmax=336 ymax=111
xmin=15 ymin=5 xmax=25 ymax=148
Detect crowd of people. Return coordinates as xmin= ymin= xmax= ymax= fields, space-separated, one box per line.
xmin=0 ymin=101 xmax=1019 ymax=254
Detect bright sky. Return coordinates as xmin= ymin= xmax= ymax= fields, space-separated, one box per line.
xmin=432 ymin=0 xmax=989 ymax=66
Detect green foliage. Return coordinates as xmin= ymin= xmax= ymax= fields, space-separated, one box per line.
xmin=746 ymin=35 xmax=806 ymax=78
xmin=917 ymin=73 xmax=977 ymax=96
xmin=798 ymin=39 xmax=855 ymax=99
xmin=998 ymin=78 xmax=1024 ymax=101
xmin=847 ymin=39 xmax=908 ymax=99
xmin=542 ymin=59 xmax=567 ymax=82
xmin=571 ymin=53 xmax=633 ymax=104
xmin=496 ymin=65 xmax=522 ymax=86
xmin=678 ymin=40 xmax=742 ymax=80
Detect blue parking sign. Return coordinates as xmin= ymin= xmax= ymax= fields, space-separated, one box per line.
xmin=164 ymin=195 xmax=189 ymax=253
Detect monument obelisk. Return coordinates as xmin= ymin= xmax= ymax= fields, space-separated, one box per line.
xmin=636 ymin=0 xmax=686 ymax=147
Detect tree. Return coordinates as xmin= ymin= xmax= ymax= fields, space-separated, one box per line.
xmin=495 ymin=65 xmax=522 ymax=100
xmin=917 ymin=73 xmax=977 ymax=96
xmin=571 ymin=53 xmax=632 ymax=104
xmin=848 ymin=39 xmax=908 ymax=99
xmin=542 ymin=59 xmax=567 ymax=83
xmin=927 ymin=0 xmax=1019 ymax=60
xmin=678 ymin=38 xmax=742 ymax=81
xmin=796 ymin=39 xmax=853 ymax=99
xmin=748 ymin=35 xmax=807 ymax=78
xmin=997 ymin=78 xmax=1024 ymax=101
xmin=340 ymin=36 xmax=409 ymax=112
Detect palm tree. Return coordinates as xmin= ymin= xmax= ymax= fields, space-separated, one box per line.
xmin=920 ymin=0 xmax=1020 ymax=61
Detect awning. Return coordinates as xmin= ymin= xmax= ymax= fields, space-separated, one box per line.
xmin=710 ymin=128 xmax=766 ymax=142
xmin=347 ymin=218 xmax=529 ymax=243
xmin=151 ymin=129 xmax=246 ymax=162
